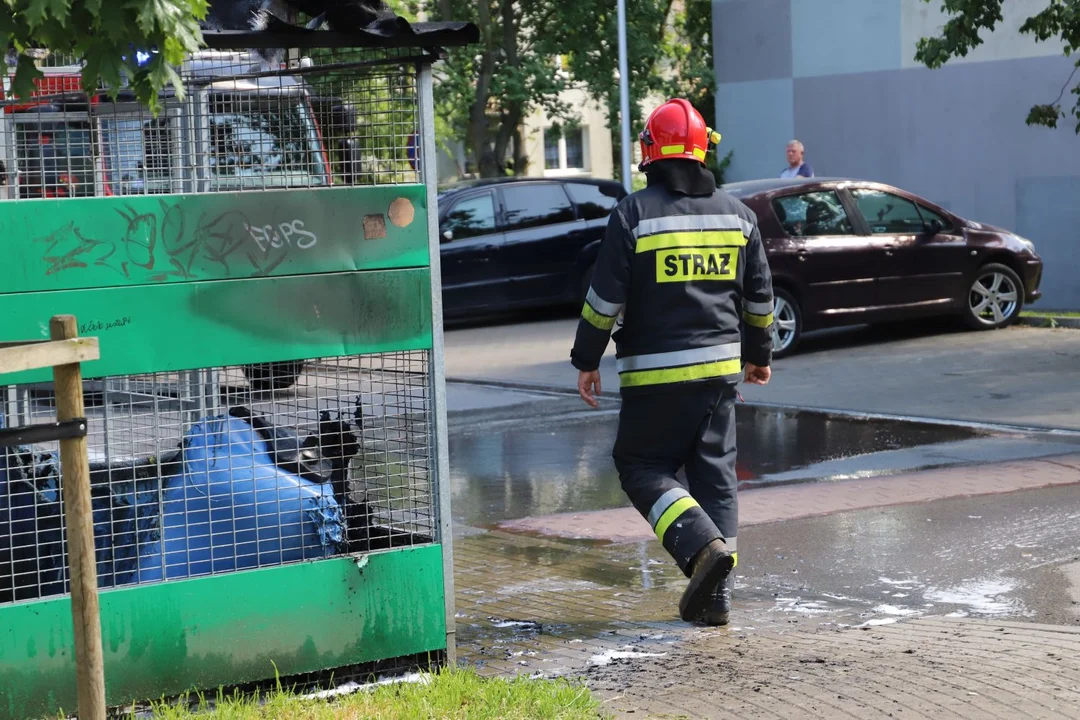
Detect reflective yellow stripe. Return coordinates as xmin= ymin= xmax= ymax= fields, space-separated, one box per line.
xmin=732 ymin=552 xmax=738 ymax=568
xmin=693 ymin=148 xmax=707 ymax=161
xmin=654 ymin=496 xmax=699 ymax=542
xmin=660 ymin=144 xmax=686 ymax=155
xmin=636 ymin=231 xmax=747 ymax=253
xmin=743 ymin=311 xmax=774 ymax=328
xmin=581 ymin=302 xmax=617 ymax=331
xmin=620 ymin=358 xmax=743 ymax=388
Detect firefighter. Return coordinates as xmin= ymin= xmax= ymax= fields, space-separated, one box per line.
xmin=571 ymin=98 xmax=774 ymax=625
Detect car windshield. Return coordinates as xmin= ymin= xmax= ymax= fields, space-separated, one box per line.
xmin=208 ymin=92 xmax=328 ymax=189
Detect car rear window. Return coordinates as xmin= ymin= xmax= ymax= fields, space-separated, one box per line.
xmin=566 ymin=183 xmax=620 ymax=220
xmin=502 ymin=184 xmax=575 ymax=230
xmin=851 ymin=189 xmax=926 ymax=234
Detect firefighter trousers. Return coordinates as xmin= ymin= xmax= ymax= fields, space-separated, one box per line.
xmin=612 ymin=381 xmax=738 ymax=577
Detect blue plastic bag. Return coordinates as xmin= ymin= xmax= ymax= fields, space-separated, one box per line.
xmin=139 ymin=415 xmax=345 ymax=582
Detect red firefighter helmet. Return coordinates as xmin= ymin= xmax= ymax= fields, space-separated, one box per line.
xmin=639 ymin=98 xmax=721 ymax=169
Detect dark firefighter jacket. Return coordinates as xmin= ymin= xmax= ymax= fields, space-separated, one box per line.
xmin=571 ymin=165 xmax=774 ymax=392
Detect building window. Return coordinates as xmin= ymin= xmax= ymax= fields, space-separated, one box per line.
xmin=564 ymin=127 xmax=584 ymax=169
xmin=544 ymin=126 xmax=561 ymax=170
xmin=543 ymin=123 xmax=588 ymax=173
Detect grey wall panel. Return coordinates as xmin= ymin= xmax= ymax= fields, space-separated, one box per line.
xmin=1016 ymin=177 xmax=1080 ymax=310
xmin=716 ymin=79 xmax=795 ymax=181
xmin=791 ymin=54 xmax=1079 ymax=230
xmin=712 ymin=0 xmax=792 ymax=84
xmin=792 ymin=0 xmax=902 ymax=78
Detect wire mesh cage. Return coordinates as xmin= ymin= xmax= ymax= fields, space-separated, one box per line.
xmin=0 ymin=43 xmax=443 ymax=606
xmin=1 ymin=352 xmax=435 ymax=604
xmin=0 ymin=44 xmax=428 ymax=199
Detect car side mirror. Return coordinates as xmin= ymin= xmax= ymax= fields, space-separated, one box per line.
xmin=926 ymin=219 xmax=943 ymax=235
xmin=441 ymin=229 xmax=454 ymax=243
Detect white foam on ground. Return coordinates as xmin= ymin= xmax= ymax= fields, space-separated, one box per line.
xmin=301 ymin=672 xmax=427 ymax=700
xmin=923 ymin=578 xmax=1019 ymax=616
xmin=872 ymin=604 xmax=920 ymax=617
xmin=589 ymin=650 xmax=667 ymax=667
xmin=493 ymin=620 xmax=540 ymax=629
xmin=773 ymin=597 xmax=835 ymax=615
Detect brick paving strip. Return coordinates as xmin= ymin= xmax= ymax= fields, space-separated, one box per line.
xmin=587 ymin=619 xmax=1080 ymax=718
xmin=454 ymin=455 xmax=1080 ymax=717
xmin=498 ymin=454 xmax=1080 ymax=542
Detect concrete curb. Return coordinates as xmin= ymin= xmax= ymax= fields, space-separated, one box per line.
xmin=446 ymin=376 xmax=621 ymax=401
xmin=447 ymin=378 xmax=1080 ymax=436
xmin=1019 ymin=315 xmax=1080 ymax=329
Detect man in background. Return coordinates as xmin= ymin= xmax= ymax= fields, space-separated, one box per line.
xmin=780 ymin=139 xmax=814 ymax=178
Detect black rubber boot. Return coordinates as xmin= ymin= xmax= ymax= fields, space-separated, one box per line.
xmin=700 ymin=573 xmax=733 ymax=626
xmin=679 ymin=538 xmax=734 ymax=622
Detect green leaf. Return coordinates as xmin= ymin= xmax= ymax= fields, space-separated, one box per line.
xmin=23 ymin=0 xmax=48 ymax=28
xmin=0 ymin=8 xmax=16 ymax=35
xmin=135 ymin=0 xmax=181 ymax=35
xmin=11 ymin=53 xmax=44 ymax=100
xmin=44 ymin=0 xmax=70 ymax=25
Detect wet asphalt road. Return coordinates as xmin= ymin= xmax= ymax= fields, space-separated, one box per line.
xmin=449 ymin=409 xmax=1080 ymax=629
xmin=448 ymin=407 xmax=982 ymax=527
xmin=737 ymin=482 xmax=1080 ymax=628
xmin=445 ymin=314 xmax=1080 ymax=430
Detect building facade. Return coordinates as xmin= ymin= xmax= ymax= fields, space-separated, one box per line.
xmin=712 ymin=0 xmax=1079 ymax=309
xmin=522 ymin=86 xmax=615 ymax=181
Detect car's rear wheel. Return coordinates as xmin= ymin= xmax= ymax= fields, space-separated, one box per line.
xmin=243 ymin=361 xmax=307 ymax=392
xmin=963 ymin=264 xmax=1024 ymax=330
xmin=771 ymin=288 xmax=802 ymax=359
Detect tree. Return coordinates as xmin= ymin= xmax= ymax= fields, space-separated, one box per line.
xmin=0 ymin=0 xmax=207 ymax=110
xmin=915 ymin=0 xmax=1080 ymax=133
xmin=545 ymin=0 xmax=677 ymax=184
xmin=659 ymin=0 xmax=732 ymax=184
xmin=424 ymin=0 xmax=567 ymax=177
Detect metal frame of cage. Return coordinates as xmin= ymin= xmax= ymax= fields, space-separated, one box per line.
xmin=0 ymin=25 xmax=474 ymax=719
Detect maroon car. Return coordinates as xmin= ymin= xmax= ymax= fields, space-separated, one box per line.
xmin=724 ymin=178 xmax=1043 ymax=358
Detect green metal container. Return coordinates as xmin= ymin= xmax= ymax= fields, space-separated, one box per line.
xmin=0 ymin=33 xmax=467 ymax=719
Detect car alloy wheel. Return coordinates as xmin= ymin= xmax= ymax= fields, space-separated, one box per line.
xmin=772 ymin=291 xmax=801 ymax=357
xmin=967 ymin=265 xmax=1022 ymax=329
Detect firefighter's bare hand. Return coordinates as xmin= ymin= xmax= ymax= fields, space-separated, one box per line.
xmin=578 ymin=370 xmax=602 ymax=408
xmin=744 ymin=363 xmax=771 ymax=386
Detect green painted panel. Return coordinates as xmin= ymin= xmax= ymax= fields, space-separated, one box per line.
xmin=0 ymin=546 xmax=447 ymax=720
xmin=0 ymin=269 xmax=433 ymax=384
xmin=3 ymin=186 xmax=430 ymax=294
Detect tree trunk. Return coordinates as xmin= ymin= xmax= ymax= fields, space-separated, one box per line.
xmin=490 ymin=0 xmax=521 ymax=175
xmin=513 ymin=126 xmax=528 ymax=175
xmin=468 ymin=0 xmax=498 ymax=176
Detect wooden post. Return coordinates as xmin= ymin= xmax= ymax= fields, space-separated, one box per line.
xmin=49 ymin=315 xmax=106 ymax=720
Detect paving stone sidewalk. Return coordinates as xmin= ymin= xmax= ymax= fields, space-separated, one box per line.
xmin=586 ymin=618 xmax=1080 ymax=719
xmin=454 ymin=455 xmax=1080 ymax=718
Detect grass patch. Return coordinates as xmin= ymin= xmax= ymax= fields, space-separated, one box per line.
xmin=133 ymin=668 xmax=607 ymax=720
xmin=1021 ymin=310 xmax=1080 ymax=318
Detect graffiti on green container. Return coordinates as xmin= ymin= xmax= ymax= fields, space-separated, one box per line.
xmin=8 ymin=185 xmax=430 ymax=294
xmin=37 ymin=200 xmax=324 ymax=281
